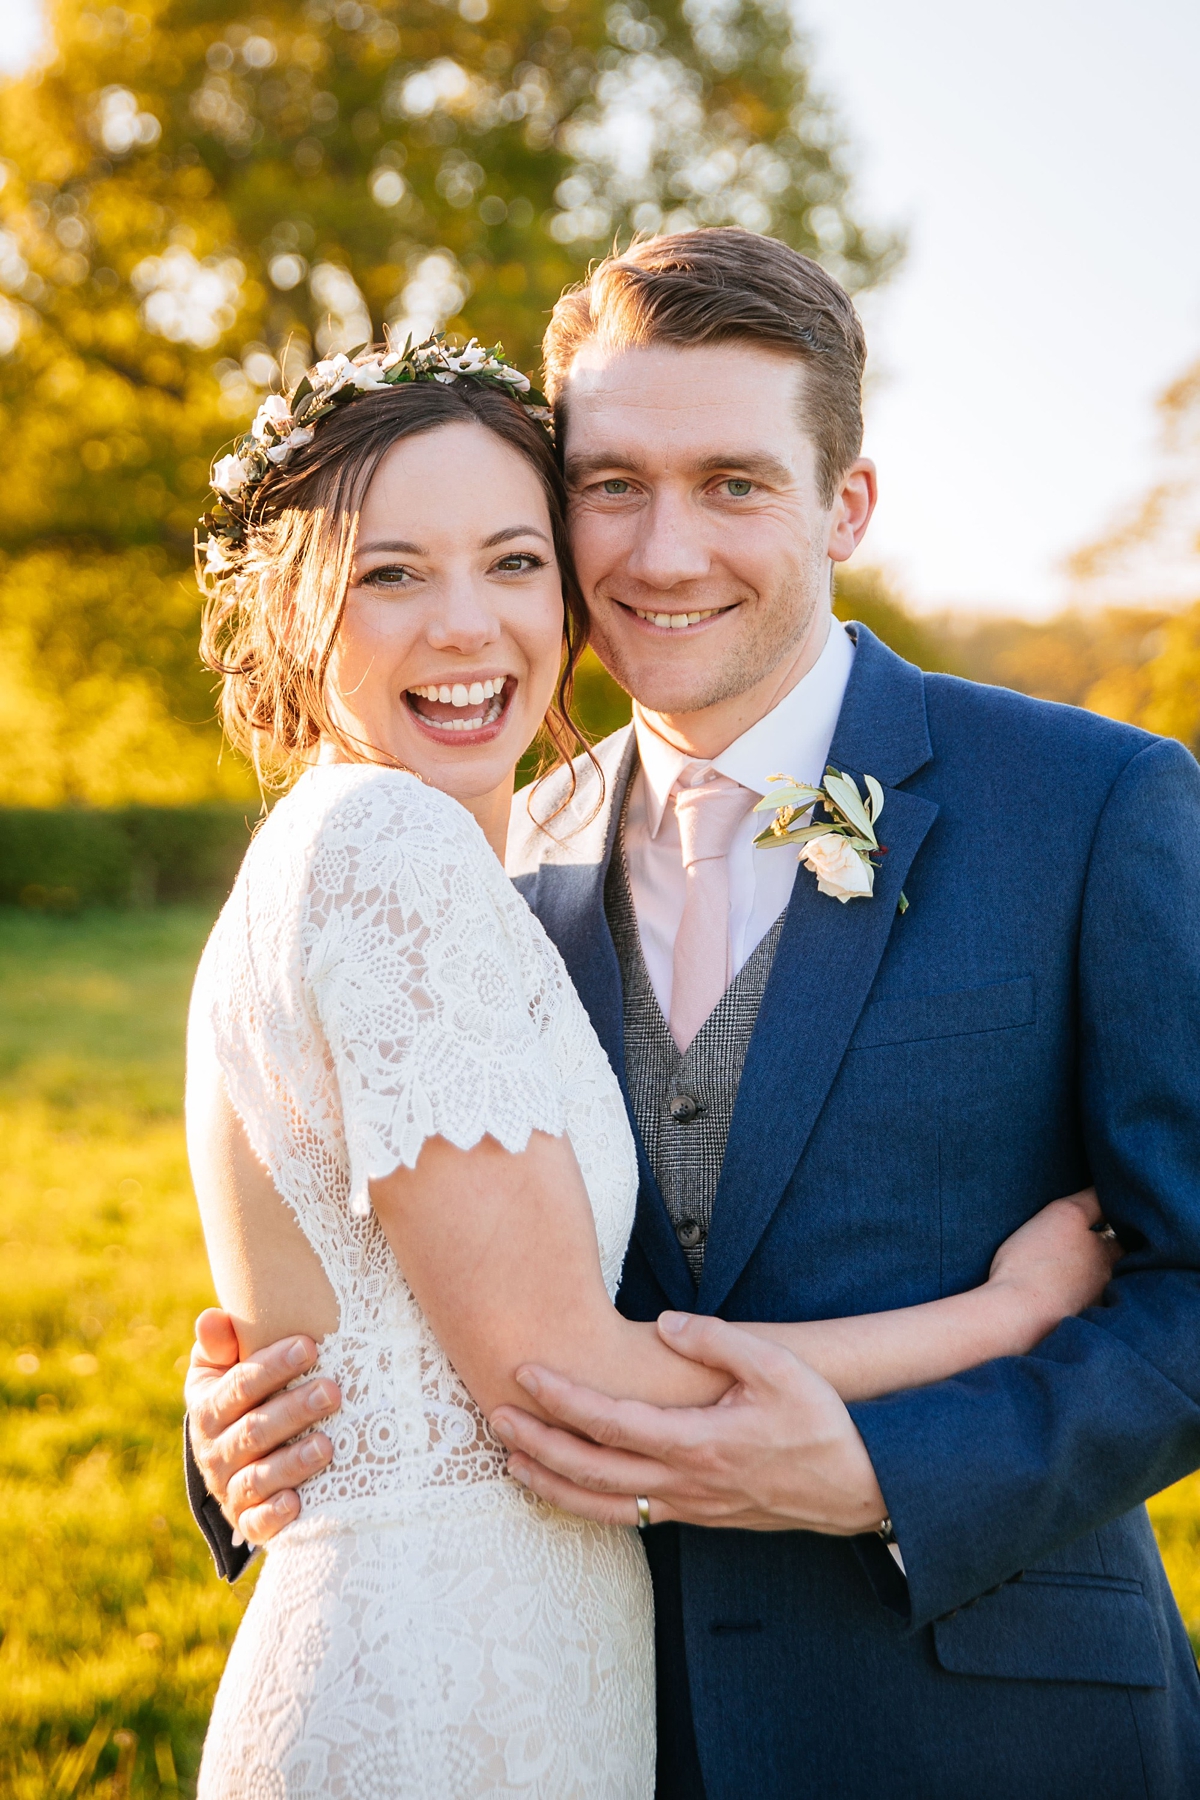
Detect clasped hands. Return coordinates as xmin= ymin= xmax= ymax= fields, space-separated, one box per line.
xmin=492 ymin=1312 xmax=887 ymax=1534
xmin=188 ymin=1306 xmax=886 ymax=1547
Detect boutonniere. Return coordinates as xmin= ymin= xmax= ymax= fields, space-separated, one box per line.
xmin=752 ymin=767 xmax=909 ymax=913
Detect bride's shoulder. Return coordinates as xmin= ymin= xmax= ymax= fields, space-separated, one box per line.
xmin=268 ymin=764 xmax=485 ymax=859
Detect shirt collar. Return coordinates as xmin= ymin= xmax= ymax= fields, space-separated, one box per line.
xmin=631 ymin=617 xmax=856 ymax=838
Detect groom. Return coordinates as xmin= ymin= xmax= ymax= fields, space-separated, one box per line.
xmin=184 ymin=231 xmax=1200 ymax=1797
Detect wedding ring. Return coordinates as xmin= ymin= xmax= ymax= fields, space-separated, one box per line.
xmin=635 ymin=1495 xmax=651 ymax=1530
xmin=1093 ymin=1222 xmax=1120 ymax=1244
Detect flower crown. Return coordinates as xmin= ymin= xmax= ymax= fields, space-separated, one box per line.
xmin=199 ymin=333 xmax=552 ymax=577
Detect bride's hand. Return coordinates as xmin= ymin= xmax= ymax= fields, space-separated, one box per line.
xmin=987 ymin=1188 xmax=1122 ymax=1346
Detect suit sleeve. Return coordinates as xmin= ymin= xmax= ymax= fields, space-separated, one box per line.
xmin=184 ymin=1415 xmax=255 ymax=1583
xmin=848 ymin=735 xmax=1200 ymax=1630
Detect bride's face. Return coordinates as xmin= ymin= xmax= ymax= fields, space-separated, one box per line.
xmin=327 ymin=421 xmax=565 ymax=802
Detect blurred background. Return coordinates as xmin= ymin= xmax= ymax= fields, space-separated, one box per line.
xmin=0 ymin=0 xmax=1195 ymax=1792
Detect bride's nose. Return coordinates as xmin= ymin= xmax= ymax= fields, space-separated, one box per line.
xmin=425 ymin=572 xmax=502 ymax=654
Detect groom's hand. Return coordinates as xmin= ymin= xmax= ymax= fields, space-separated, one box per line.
xmin=185 ymin=1309 xmax=340 ymax=1546
xmin=490 ymin=1313 xmax=888 ymax=1535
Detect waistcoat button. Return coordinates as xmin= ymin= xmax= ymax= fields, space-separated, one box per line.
xmin=676 ymin=1219 xmax=703 ymax=1249
xmin=669 ymin=1093 xmax=702 ymax=1122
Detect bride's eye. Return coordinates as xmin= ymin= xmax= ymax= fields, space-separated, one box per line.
xmin=361 ymin=563 xmax=415 ymax=589
xmin=492 ymin=552 xmax=545 ymax=574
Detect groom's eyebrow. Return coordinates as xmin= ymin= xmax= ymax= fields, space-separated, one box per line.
xmin=564 ymin=450 xmax=793 ymax=483
xmin=694 ymin=452 xmax=793 ymax=483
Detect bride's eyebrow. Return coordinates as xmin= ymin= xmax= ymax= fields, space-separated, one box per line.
xmin=479 ymin=525 xmax=552 ymax=548
xmin=357 ymin=538 xmax=425 ymax=555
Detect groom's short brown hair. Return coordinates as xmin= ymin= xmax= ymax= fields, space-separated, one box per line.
xmin=542 ymin=228 xmax=866 ymax=505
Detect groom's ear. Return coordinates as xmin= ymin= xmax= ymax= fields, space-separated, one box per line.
xmin=827 ymin=459 xmax=877 ymax=565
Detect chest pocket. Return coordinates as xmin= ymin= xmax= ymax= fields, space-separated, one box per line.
xmin=850 ymin=975 xmax=1036 ymax=1051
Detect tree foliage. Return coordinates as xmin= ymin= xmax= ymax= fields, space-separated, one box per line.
xmin=0 ymin=0 xmax=894 ymax=804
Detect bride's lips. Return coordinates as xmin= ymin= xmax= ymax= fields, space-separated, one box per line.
xmin=404 ymin=675 xmax=513 ymax=745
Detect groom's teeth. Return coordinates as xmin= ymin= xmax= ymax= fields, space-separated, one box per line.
xmin=437 ymin=685 xmax=452 ymax=703
xmin=632 ymin=607 xmax=720 ymax=627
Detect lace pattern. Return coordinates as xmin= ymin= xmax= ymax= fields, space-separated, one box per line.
xmin=193 ymin=766 xmax=651 ymax=1795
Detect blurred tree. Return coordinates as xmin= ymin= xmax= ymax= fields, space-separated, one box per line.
xmin=0 ymin=0 xmax=896 ymax=805
xmin=832 ymin=564 xmax=955 ymax=672
xmin=939 ymin=606 xmax=1175 ymax=710
xmin=1065 ymin=352 xmax=1200 ymax=754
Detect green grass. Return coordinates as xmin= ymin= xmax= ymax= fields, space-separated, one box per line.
xmin=0 ymin=906 xmax=1195 ymax=1795
xmin=0 ymin=908 xmax=255 ymax=1797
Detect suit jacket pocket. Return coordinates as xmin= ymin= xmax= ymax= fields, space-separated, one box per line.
xmin=932 ymin=1572 xmax=1166 ymax=1688
xmin=851 ymin=975 xmax=1036 ymax=1051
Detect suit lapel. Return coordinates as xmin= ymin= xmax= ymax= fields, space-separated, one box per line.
xmin=697 ymin=628 xmax=940 ymax=1315
xmin=525 ymin=728 xmax=634 ymax=1082
xmin=513 ymin=729 xmax=697 ymax=1308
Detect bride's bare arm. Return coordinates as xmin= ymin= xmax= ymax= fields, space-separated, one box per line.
xmin=736 ymin=1190 xmax=1118 ymax=1403
xmin=369 ymin=1131 xmax=731 ymax=1420
xmin=370 ymin=1132 xmax=1116 ymax=1424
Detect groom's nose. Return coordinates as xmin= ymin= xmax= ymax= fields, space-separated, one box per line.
xmin=623 ymin=490 xmax=712 ymax=590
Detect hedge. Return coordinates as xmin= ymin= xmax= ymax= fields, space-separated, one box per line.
xmin=0 ymin=807 xmax=257 ymax=910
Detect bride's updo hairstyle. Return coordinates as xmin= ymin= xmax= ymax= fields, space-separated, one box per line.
xmin=198 ymin=351 xmax=590 ymax=798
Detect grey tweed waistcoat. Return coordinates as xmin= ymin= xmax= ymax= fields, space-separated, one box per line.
xmin=604 ymin=816 xmax=785 ymax=1283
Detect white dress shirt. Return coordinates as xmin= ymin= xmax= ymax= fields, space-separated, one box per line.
xmin=623 ymin=618 xmax=855 ymax=1021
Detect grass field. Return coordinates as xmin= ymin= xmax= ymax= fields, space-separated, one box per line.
xmin=0 ymin=906 xmax=1197 ymax=1795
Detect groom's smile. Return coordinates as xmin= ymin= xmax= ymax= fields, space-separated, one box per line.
xmin=560 ymin=340 xmax=876 ymax=748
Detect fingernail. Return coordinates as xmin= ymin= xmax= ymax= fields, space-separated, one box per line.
xmin=307 ymin=1383 xmax=332 ymax=1413
xmin=658 ymin=1311 xmax=687 ymax=1336
xmin=286 ymin=1338 xmax=310 ymax=1369
xmin=273 ymin=1494 xmax=293 ymax=1517
xmin=515 ymin=1370 xmax=541 ymax=1398
xmin=299 ymin=1437 xmax=323 ymax=1467
xmin=508 ymin=1459 xmax=529 ymax=1487
xmin=491 ymin=1418 xmax=512 ymax=1445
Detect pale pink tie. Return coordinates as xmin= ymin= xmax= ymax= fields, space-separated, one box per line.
xmin=669 ymin=770 xmax=755 ymax=1052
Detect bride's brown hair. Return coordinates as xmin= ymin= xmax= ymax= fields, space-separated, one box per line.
xmin=199 ymin=374 xmax=592 ymax=810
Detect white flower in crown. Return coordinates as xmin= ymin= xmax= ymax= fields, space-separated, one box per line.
xmin=265 ymin=425 xmax=315 ymax=464
xmin=754 ymin=766 xmax=910 ymax=914
xmin=203 ymin=533 xmax=236 ymax=573
xmin=211 ymin=452 xmax=252 ymax=496
xmin=251 ymin=394 xmax=293 ymax=442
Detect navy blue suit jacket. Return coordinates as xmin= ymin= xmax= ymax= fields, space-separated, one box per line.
xmin=506 ymin=624 xmax=1200 ymax=1800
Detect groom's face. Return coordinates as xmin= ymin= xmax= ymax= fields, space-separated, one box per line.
xmin=560 ymin=340 xmax=864 ymax=717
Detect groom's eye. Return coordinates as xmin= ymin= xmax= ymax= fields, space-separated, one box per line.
xmin=722 ymin=479 xmax=753 ymax=497
xmin=600 ymin=479 xmax=631 ymax=495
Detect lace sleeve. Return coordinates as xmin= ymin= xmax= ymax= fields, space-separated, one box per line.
xmin=304 ymin=770 xmax=566 ymax=1217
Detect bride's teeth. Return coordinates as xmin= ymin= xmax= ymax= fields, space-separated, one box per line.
xmin=451 ymin=683 xmax=468 ymax=707
xmin=468 ymin=681 xmax=484 ymax=705
xmin=435 ymin=685 xmax=449 ymax=703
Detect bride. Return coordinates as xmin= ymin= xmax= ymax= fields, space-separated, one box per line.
xmin=186 ymin=337 xmax=1116 ymax=1798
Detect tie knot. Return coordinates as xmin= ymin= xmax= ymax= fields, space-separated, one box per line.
xmin=672 ymin=771 xmax=753 ymax=870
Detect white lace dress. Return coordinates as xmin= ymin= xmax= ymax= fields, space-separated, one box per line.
xmin=191 ymin=764 xmax=654 ymax=1799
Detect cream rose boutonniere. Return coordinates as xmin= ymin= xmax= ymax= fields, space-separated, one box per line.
xmin=753 ymin=767 xmax=910 ymax=913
